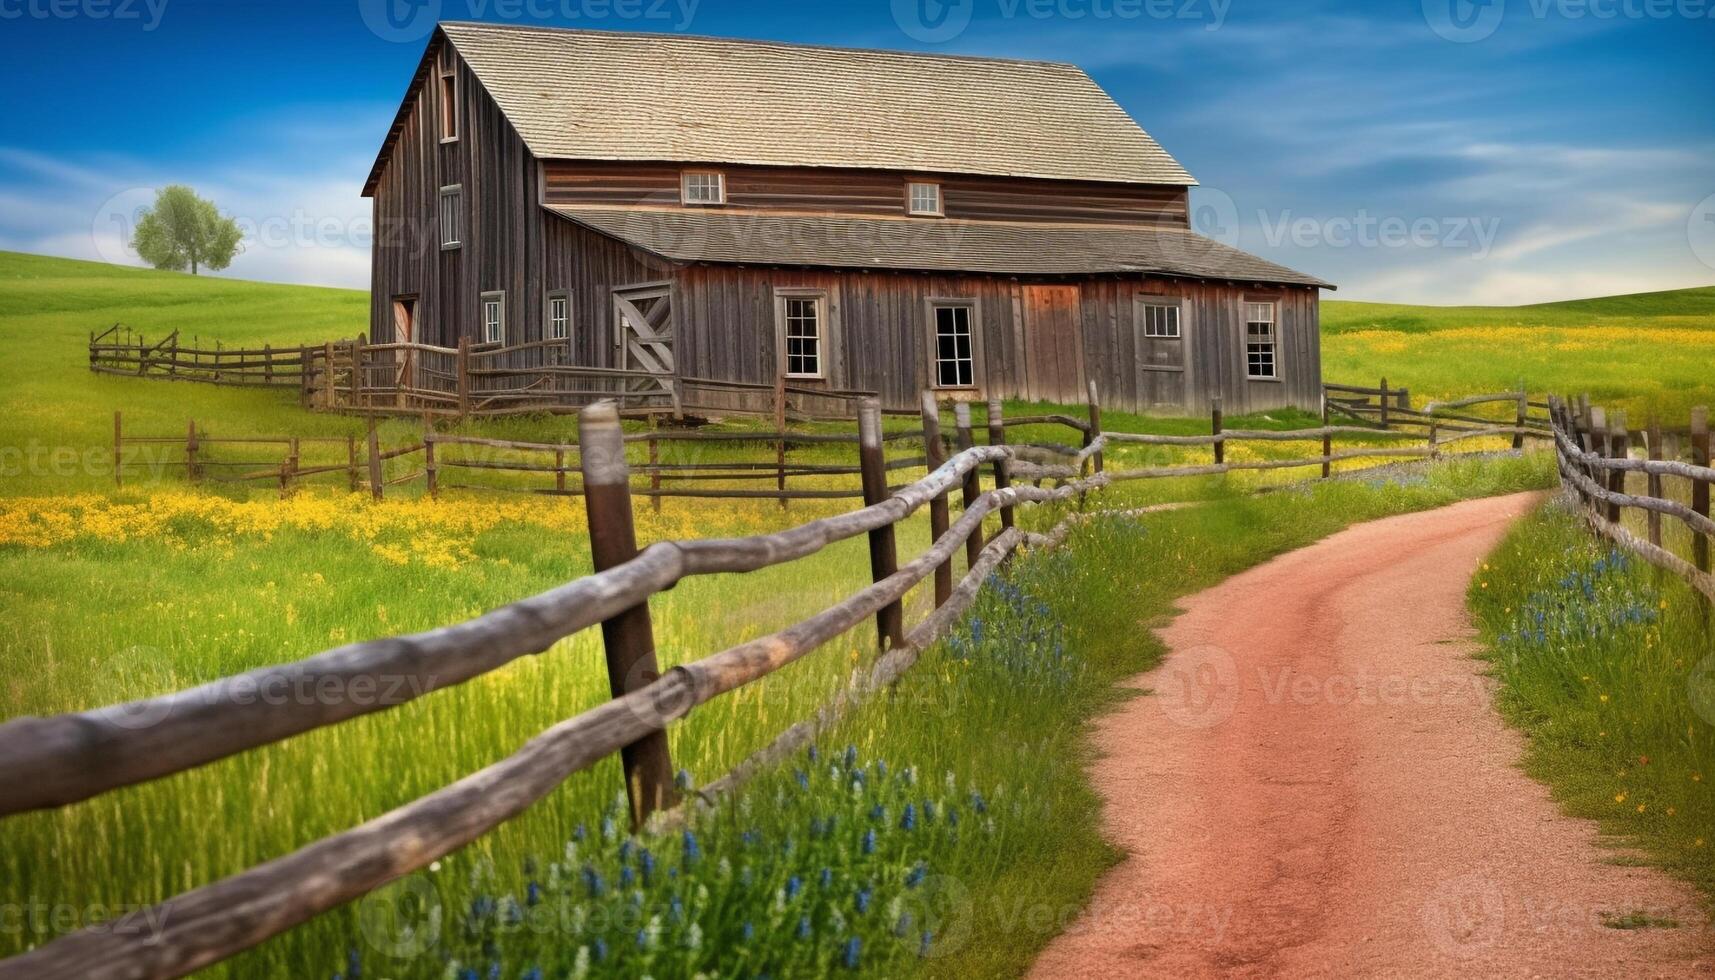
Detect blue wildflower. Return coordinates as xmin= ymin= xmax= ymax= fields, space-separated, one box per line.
xmin=869 ymin=804 xmax=886 ymax=823
xmin=526 ymin=882 xmax=541 ymax=907
xmin=843 ymin=745 xmax=858 ymax=768
xmin=742 ymin=921 xmax=756 ymax=942
xmin=808 ymin=744 xmax=821 ymax=763
xmin=785 ymin=875 xmax=803 ymax=900
xmin=639 ymin=849 xmax=656 ymax=885
xmin=923 ymin=800 xmax=937 ymax=824
xmin=682 ymin=830 xmax=702 ymax=867
xmin=820 ymin=867 xmax=833 ymax=888
xmin=591 ymin=938 xmax=608 ymax=963
xmin=920 ymin=931 xmax=934 ymax=957
xmin=572 ymin=823 xmax=587 ymax=842
xmin=582 ymin=867 xmax=605 ymax=898
xmin=900 ymin=804 xmax=917 ymax=831
xmin=522 ymin=970 xmax=543 ymax=980
xmin=796 ymin=915 xmax=812 ymax=941
xmin=619 ymin=866 xmax=635 ymax=888
xmin=675 ymin=769 xmax=694 ymax=791
xmin=905 ymin=864 xmax=927 ymax=888
xmin=842 ymin=937 xmax=862 ymax=970
xmin=894 ymin=912 xmax=912 ymax=937
xmin=855 ymin=887 xmax=872 ymax=913
xmin=861 ymin=829 xmax=877 ymax=855
xmin=794 ymin=769 xmax=810 ymax=791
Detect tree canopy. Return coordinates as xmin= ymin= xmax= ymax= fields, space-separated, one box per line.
xmin=131 ymin=186 xmax=243 ymax=275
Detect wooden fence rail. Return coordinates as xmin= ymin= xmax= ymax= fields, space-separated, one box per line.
xmin=1548 ymin=395 xmax=1715 ymax=602
xmin=0 ymin=383 xmax=1549 ymax=978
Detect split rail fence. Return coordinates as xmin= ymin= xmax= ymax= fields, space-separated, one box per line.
xmin=3 ymin=382 xmax=1550 ymax=978
xmin=90 ymin=326 xmax=874 ymax=422
xmin=108 ymin=382 xmax=1549 ymax=505
xmin=1548 ymin=395 xmax=1714 ymax=603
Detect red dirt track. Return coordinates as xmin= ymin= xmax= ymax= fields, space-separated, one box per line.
xmin=1030 ymin=493 xmax=1714 ymax=979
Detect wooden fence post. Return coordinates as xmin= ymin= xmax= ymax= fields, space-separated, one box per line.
xmin=346 ymin=436 xmax=359 ymax=493
xmin=280 ymin=437 xmax=299 ymax=499
xmin=920 ymin=392 xmax=953 ymax=608
xmin=555 ymin=447 xmax=568 ymax=497
xmin=1428 ymin=414 xmax=1440 ymax=460
xmin=185 ymin=420 xmax=200 ymax=485
xmin=579 ymin=401 xmax=679 ymax=828
xmin=1086 ymin=380 xmax=1104 ymax=475
xmin=1211 ymin=396 xmax=1225 ymax=466
xmin=774 ymin=373 xmax=788 ymax=511
xmin=647 ymin=436 xmax=662 ymax=513
xmin=1513 ymin=391 xmax=1528 ymax=450
xmin=1379 ymin=378 xmax=1390 ymax=429
xmin=1692 ymin=407 xmax=1710 ymax=578
xmin=322 ymin=341 xmax=336 ymax=409
xmin=264 ymin=343 xmax=273 ymax=386
xmin=352 ymin=334 xmax=367 ymax=411
xmin=113 ymin=411 xmax=123 ymax=488
xmin=954 ymin=402 xmax=983 ymax=566
xmin=366 ymin=417 xmax=383 ymax=502
xmin=1587 ymin=406 xmax=1607 ymax=504
xmin=424 ymin=433 xmax=438 ymax=500
xmin=1646 ymin=421 xmax=1663 ymax=547
xmin=456 ymin=336 xmax=471 ymax=418
xmin=859 ymin=398 xmax=907 ymax=650
xmin=1606 ymin=410 xmax=1627 ymax=525
xmin=1320 ymin=395 xmax=1333 ymax=479
xmin=986 ymin=397 xmax=1014 ymax=534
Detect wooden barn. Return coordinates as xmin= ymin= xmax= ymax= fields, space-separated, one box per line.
xmin=363 ymin=22 xmax=1332 ymax=416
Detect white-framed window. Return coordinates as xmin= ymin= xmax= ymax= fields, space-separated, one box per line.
xmin=681 ymin=171 xmax=726 ymax=206
xmin=907 ymin=181 xmax=943 ymax=216
xmin=1245 ymin=301 xmax=1277 ymax=379
xmin=545 ymin=290 xmax=571 ymax=340
xmin=481 ymin=291 xmax=506 ymax=345
xmin=783 ymin=296 xmax=823 ymax=378
xmin=1141 ymin=302 xmax=1181 ymax=339
xmin=439 ymin=71 xmax=458 ymax=142
xmin=439 ymin=185 xmax=463 ymax=250
xmin=932 ymin=302 xmax=975 ymax=388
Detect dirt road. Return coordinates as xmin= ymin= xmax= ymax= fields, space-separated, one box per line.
xmin=1030 ymin=492 xmax=1713 ymax=979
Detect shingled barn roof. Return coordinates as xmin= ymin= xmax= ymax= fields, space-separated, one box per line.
xmin=544 ymin=204 xmax=1332 ymax=288
xmin=367 ymin=21 xmax=1196 ymax=192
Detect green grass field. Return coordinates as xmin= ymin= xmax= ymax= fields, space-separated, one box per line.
xmin=1323 ymin=287 xmax=1715 ymax=422
xmin=0 ymin=249 xmax=1699 ymax=975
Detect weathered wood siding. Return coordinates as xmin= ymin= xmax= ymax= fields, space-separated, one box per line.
xmin=658 ymin=256 xmax=1321 ymax=414
xmin=370 ymin=40 xmax=543 ymax=363
xmin=542 ymin=161 xmax=1190 ymax=225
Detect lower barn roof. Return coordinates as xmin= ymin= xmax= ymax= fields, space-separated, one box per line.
xmin=544 ymin=204 xmax=1332 ymax=289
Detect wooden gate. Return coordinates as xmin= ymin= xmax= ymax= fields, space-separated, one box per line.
xmin=612 ymin=281 xmax=680 ymax=413
xmin=1019 ymin=284 xmax=1087 ymax=404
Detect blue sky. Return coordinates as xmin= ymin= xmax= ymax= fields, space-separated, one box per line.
xmin=1 ymin=0 xmax=1711 ymax=303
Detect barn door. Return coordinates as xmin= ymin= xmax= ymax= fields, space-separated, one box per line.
xmin=1020 ymin=285 xmax=1086 ymax=404
xmin=611 ymin=281 xmax=679 ymax=413
xmin=1136 ymin=294 xmax=1188 ymax=410
xmin=391 ymin=297 xmax=416 ymax=400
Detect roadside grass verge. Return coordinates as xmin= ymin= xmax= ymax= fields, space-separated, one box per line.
xmin=1469 ymin=501 xmax=1715 ymax=908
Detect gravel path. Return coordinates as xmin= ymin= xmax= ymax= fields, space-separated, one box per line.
xmin=1030 ymin=492 xmax=1713 ymax=979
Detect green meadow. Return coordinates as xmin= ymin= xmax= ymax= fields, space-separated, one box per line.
xmin=1 ymin=248 xmax=1706 ymax=975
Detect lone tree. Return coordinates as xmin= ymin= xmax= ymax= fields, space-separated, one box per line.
xmin=130 ymin=185 xmax=243 ymax=274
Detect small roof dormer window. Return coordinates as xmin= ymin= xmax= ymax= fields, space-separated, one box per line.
xmin=907 ymin=182 xmax=943 ymax=217
xmin=682 ymin=171 xmax=726 ymax=206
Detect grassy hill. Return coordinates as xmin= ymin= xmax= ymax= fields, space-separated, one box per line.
xmin=1323 ymin=287 xmax=1715 ymax=421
